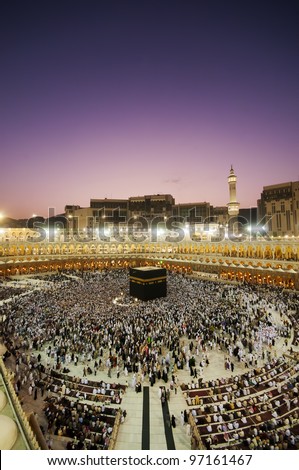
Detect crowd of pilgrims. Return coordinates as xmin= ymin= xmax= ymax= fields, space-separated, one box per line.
xmin=0 ymin=284 xmax=28 ymax=301
xmin=1 ymin=268 xmax=299 ymax=450
xmin=1 ymin=268 xmax=298 ymax=385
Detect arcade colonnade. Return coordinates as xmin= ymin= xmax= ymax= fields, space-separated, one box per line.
xmin=0 ymin=229 xmax=298 ymax=289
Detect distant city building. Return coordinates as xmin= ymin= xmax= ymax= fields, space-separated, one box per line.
xmin=65 ymin=195 xmax=176 ymax=234
xmin=62 ymin=167 xmax=261 ymax=238
xmin=65 ymin=199 xmax=128 ymax=235
xmin=64 ymin=198 xmax=231 ymax=239
xmin=238 ymin=207 xmax=258 ymax=234
xmin=211 ymin=206 xmax=229 ymax=226
xmin=90 ymin=198 xmax=129 ymax=218
xmin=47 ymin=171 xmax=299 ymax=239
xmin=172 ymin=202 xmax=211 ymax=223
xmin=258 ymin=181 xmax=299 ymax=237
xmin=128 ymin=194 xmax=175 ymax=220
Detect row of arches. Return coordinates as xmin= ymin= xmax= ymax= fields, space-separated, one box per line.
xmin=0 ymin=240 xmax=298 ymax=261
xmin=1 ymin=257 xmax=297 ymax=290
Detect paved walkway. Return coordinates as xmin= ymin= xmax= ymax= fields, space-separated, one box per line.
xmin=114 ymin=382 xmax=191 ymax=450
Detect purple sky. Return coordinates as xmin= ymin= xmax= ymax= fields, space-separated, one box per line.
xmin=1 ymin=0 xmax=298 ymax=219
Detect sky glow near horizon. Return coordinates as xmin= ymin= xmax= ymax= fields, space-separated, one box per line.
xmin=0 ymin=0 xmax=298 ymax=219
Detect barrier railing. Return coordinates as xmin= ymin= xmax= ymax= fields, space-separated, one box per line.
xmin=0 ymin=357 xmax=40 ymax=450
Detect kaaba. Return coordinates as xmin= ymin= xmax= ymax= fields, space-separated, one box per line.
xmin=129 ymin=266 xmax=167 ymax=300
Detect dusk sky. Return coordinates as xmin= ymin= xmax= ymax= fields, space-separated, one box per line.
xmin=1 ymin=0 xmax=298 ymax=219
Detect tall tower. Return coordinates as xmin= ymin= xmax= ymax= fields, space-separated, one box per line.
xmin=227 ymin=165 xmax=240 ymax=217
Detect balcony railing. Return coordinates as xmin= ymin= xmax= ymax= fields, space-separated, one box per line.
xmin=0 ymin=358 xmax=40 ymax=450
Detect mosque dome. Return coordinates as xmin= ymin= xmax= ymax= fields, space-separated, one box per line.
xmin=0 ymin=415 xmax=18 ymax=449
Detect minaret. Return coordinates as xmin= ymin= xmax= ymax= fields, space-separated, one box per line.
xmin=227 ymin=165 xmax=240 ymax=217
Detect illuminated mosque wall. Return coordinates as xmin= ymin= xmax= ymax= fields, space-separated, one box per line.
xmin=0 ymin=228 xmax=298 ymax=289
